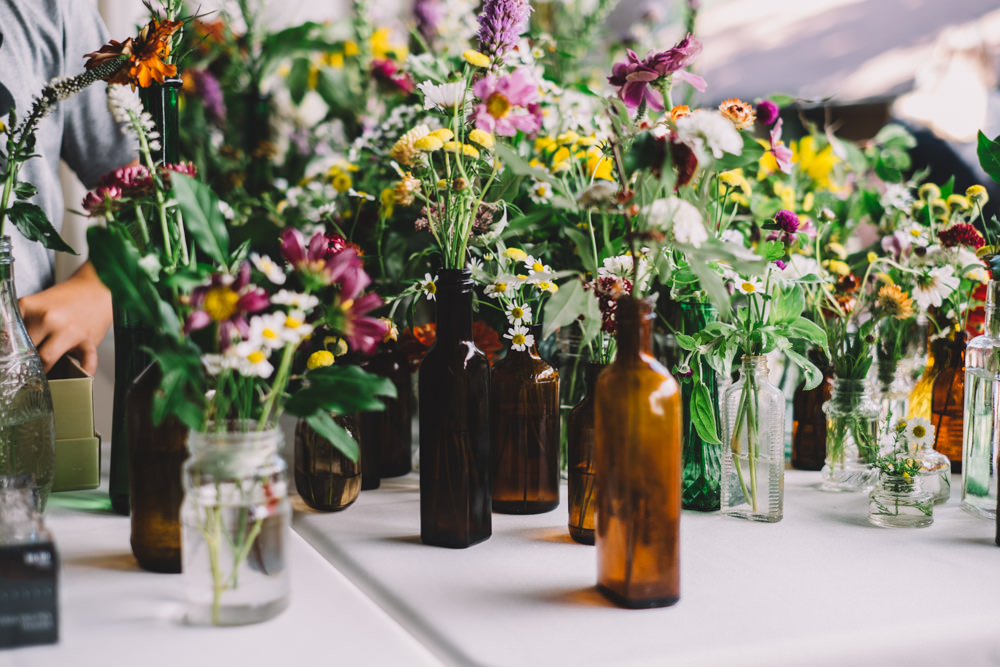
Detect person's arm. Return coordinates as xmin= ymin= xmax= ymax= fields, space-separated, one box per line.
xmin=19 ymin=261 xmax=112 ymax=375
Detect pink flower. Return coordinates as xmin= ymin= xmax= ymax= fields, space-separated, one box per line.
xmin=371 ymin=59 xmax=416 ymax=94
xmin=769 ymin=119 xmax=793 ymax=174
xmin=607 ymin=35 xmax=706 ymax=110
xmin=471 ymin=67 xmax=542 ymax=137
xmin=320 ymin=249 xmax=387 ymax=354
xmin=184 ymin=263 xmax=270 ymax=349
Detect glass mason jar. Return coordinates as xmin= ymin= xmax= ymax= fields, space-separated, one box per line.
xmin=128 ymin=363 xmax=188 ymax=573
xmin=567 ymin=363 xmax=605 ymax=545
xmin=491 ymin=327 xmax=560 ymax=514
xmin=962 ymin=279 xmax=1000 ymax=519
xmin=0 ymin=237 xmax=55 ymax=512
xmin=791 ymin=349 xmax=832 ymax=471
xmin=868 ymin=473 xmax=933 ymax=528
xmin=594 ymin=296 xmax=681 ymax=608
xmin=359 ymin=341 xmax=412 ymax=478
xmin=931 ymin=332 xmax=967 ymax=473
xmin=182 ymin=422 xmax=290 ymax=626
xmin=721 ymin=355 xmax=785 ymax=522
xmin=678 ymin=302 xmax=722 ymax=511
xmin=294 ymin=414 xmax=361 ymax=512
xmin=820 ymin=378 xmax=879 ymax=493
xmin=418 ymin=269 xmax=491 ymax=548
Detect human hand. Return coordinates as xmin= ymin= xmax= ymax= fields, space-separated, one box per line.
xmin=19 ymin=261 xmax=113 ymax=375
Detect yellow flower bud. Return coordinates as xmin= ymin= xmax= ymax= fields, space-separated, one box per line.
xmin=462 ymin=144 xmax=480 ymax=159
xmin=307 ymin=350 xmax=336 ymax=370
xmin=917 ymin=182 xmax=940 ymax=202
xmin=966 ymin=184 xmax=989 ymax=206
xmin=504 ymin=248 xmax=528 ymax=261
xmin=867 ymin=251 xmax=878 ymax=264
xmin=462 ymin=50 xmax=491 ymax=68
xmin=430 ymin=128 xmax=454 ymax=142
xmin=468 ymin=128 xmax=494 ymax=149
xmin=414 ymin=135 xmax=444 ymax=152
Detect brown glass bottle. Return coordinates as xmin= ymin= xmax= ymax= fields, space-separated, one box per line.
xmin=418 ymin=269 xmax=491 ymax=548
xmin=490 ymin=331 xmax=560 ymax=514
xmin=594 ymin=296 xmax=682 ymax=608
xmin=295 ymin=414 xmax=362 ymax=511
xmin=360 ymin=342 xmax=413 ymax=478
xmin=567 ymin=362 xmax=606 ymax=545
xmin=127 ymin=362 xmax=188 ymax=573
xmin=791 ymin=349 xmax=832 ymax=471
xmin=931 ymin=334 xmax=966 ymax=473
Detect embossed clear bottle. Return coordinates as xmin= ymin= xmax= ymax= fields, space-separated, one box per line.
xmin=962 ymin=279 xmax=1000 ymax=519
xmin=0 ymin=237 xmax=55 ymax=511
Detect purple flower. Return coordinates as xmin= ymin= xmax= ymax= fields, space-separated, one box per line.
xmin=775 ymin=209 xmax=800 ymax=234
xmin=471 ymin=67 xmax=542 ymax=137
xmin=184 ymin=264 xmax=270 ymax=349
xmin=773 ymin=259 xmax=788 ymax=270
xmin=769 ymin=118 xmax=793 ymax=174
xmin=607 ymin=35 xmax=707 ymax=110
xmin=371 ymin=59 xmax=415 ymax=94
xmin=414 ymin=0 xmax=444 ymax=43
xmin=477 ymin=0 xmax=532 ymax=66
xmin=756 ymin=100 xmax=779 ymax=125
xmin=191 ymin=69 xmax=226 ymax=123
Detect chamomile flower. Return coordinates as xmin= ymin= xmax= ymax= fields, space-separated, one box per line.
xmin=506 ymin=302 xmax=532 ymax=326
xmin=249 ymin=312 xmax=289 ymax=350
xmin=418 ymin=81 xmax=466 ymax=112
xmin=271 ymin=289 xmax=320 ymax=311
xmin=535 ymin=280 xmax=558 ymax=294
xmin=279 ymin=310 xmax=314 ymax=344
xmin=524 ymin=256 xmax=554 ymax=283
xmin=527 ymin=178 xmax=552 ymax=204
xmin=233 ymin=343 xmax=275 ymax=379
xmin=484 ymin=275 xmax=517 ymax=299
xmin=504 ymin=324 xmax=535 ymax=351
xmin=735 ymin=277 xmax=763 ymax=295
xmin=250 ymin=254 xmax=288 ymax=284
xmin=913 ymin=265 xmax=960 ymax=310
xmin=420 ymin=273 xmax=438 ymax=301
xmin=906 ymin=417 xmax=935 ymax=448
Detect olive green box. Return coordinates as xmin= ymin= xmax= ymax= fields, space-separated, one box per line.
xmin=46 ymin=357 xmax=100 ymax=492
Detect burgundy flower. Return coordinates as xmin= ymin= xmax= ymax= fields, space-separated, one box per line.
xmin=325 ymin=233 xmax=349 ymax=257
xmin=756 ymin=100 xmax=780 ymax=125
xmin=372 ymin=59 xmax=415 ymax=94
xmin=82 ymin=185 xmax=124 ymax=215
xmin=584 ymin=275 xmax=634 ymax=335
xmin=766 ymin=210 xmax=801 ymax=246
xmin=608 ymin=35 xmax=706 ymax=111
xmin=162 ymin=161 xmax=198 ymax=178
xmin=670 ymin=135 xmax=698 ymax=189
xmin=184 ymin=263 xmax=270 ymax=349
xmin=476 ymin=0 xmax=532 ymax=66
xmin=937 ymin=223 xmax=985 ymax=249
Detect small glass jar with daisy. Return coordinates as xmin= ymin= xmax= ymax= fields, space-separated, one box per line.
xmin=868 ymin=423 xmax=934 ymax=528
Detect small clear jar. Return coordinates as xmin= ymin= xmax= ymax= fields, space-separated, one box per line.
xmin=868 ymin=473 xmax=933 ymax=528
xmin=181 ymin=422 xmax=290 ymax=626
xmin=821 ymin=378 xmax=879 ymax=492
xmin=913 ymin=444 xmax=951 ymax=505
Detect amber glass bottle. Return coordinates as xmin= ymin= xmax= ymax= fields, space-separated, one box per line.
xmin=360 ymin=342 xmax=412 ymax=478
xmin=294 ymin=414 xmax=362 ymax=511
xmin=931 ymin=334 xmax=966 ymax=473
xmin=128 ymin=363 xmax=188 ymax=573
xmin=418 ymin=269 xmax=491 ymax=548
xmin=791 ymin=350 xmax=832 ymax=471
xmin=594 ymin=296 xmax=682 ymax=608
xmin=567 ymin=363 xmax=605 ymax=545
xmin=490 ymin=330 xmax=560 ymax=514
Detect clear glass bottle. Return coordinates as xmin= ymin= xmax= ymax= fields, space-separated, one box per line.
xmin=820 ymin=378 xmax=879 ymax=493
xmin=182 ymin=422 xmax=290 ymax=626
xmin=913 ymin=442 xmax=951 ymax=505
xmin=868 ymin=473 xmax=933 ymax=528
xmin=962 ymin=279 xmax=1000 ymax=519
xmin=721 ymin=355 xmax=784 ymax=522
xmin=0 ymin=237 xmax=55 ymax=512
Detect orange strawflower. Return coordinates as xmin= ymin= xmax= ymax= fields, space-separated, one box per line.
xmin=669 ymin=105 xmax=691 ymax=123
xmin=718 ymin=98 xmax=756 ymax=130
xmin=84 ymin=19 xmax=182 ymax=89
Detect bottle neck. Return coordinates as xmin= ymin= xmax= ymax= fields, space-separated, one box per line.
xmin=0 ymin=237 xmax=34 ymax=356
xmin=615 ymin=296 xmax=654 ymax=359
xmin=434 ymin=269 xmax=474 ymax=340
xmin=739 ymin=354 xmax=770 ymax=382
xmin=583 ymin=362 xmax=606 ymax=397
xmin=984 ymin=280 xmax=1000 ymax=337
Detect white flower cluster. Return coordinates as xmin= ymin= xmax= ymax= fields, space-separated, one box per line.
xmin=106 ymin=84 xmax=160 ymax=152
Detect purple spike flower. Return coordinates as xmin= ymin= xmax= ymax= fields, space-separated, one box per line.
xmin=476 ymin=0 xmax=532 ymax=67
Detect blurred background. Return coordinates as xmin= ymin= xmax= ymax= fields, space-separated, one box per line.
xmin=65 ymin=0 xmax=1000 ymax=437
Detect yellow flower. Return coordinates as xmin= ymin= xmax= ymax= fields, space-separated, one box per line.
xmin=343 ymin=41 xmax=359 ymax=57
xmin=391 ymin=125 xmax=431 ymax=166
xmin=534 ymin=136 xmax=556 ymax=153
xmin=719 ymin=169 xmax=751 ymax=199
xmin=504 ymin=248 xmax=528 ymax=261
xmin=875 ymin=272 xmax=894 ymax=284
xmin=414 ymin=135 xmax=444 ymax=152
xmin=203 ymin=286 xmax=239 ymax=321
xmin=463 ymin=49 xmax=491 ymax=68
xmin=535 ymin=281 xmax=558 ymax=293
xmin=867 ymin=251 xmax=878 ymax=263
xmin=773 ymin=182 xmax=796 ymax=210
xmin=586 ymin=150 xmax=613 ymax=181
xmin=462 ymin=144 xmax=480 ymax=159
xmin=802 ymin=192 xmax=815 ymax=212
xmin=469 ymin=129 xmax=494 ymax=149
xmin=325 ymin=52 xmax=345 ymax=69
xmin=371 ymin=27 xmax=407 ymax=61
xmin=557 ymin=130 xmax=581 ymax=146
xmin=946 ymin=194 xmax=970 ymax=215
xmin=393 ymin=172 xmax=421 ymax=206
xmin=876 ymin=284 xmax=914 ymax=320
xmin=551 ymin=146 xmax=571 ymax=170
xmin=795 ymin=135 xmax=841 ymax=192
xmin=306 ymin=350 xmax=335 ymax=370
xmin=442 ymin=140 xmax=461 ymax=153
xmin=430 ymin=128 xmax=454 ymax=143
xmin=826 ymin=242 xmax=847 ymax=260
xmin=380 ymin=187 xmax=395 ymax=217
xmin=825 ymin=260 xmax=850 ymax=277
xmin=918 ymin=182 xmax=940 ymax=202
xmin=966 ymin=184 xmax=989 ymax=206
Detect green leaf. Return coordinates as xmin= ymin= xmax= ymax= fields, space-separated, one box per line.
xmin=977 ymin=131 xmax=1000 ymax=183
xmin=171 ymin=173 xmax=230 ymax=265
xmin=785 ymin=348 xmax=822 ymax=390
xmin=691 ymin=383 xmax=721 ymax=445
xmin=13 ymin=181 xmax=37 ymax=200
xmin=541 ymin=278 xmax=590 ymax=341
xmin=6 ymin=201 xmax=76 ymax=254
xmin=563 ymin=225 xmax=597 ymax=277
xmin=760 ymin=240 xmax=785 ymax=262
xmin=286 ymin=57 xmax=312 ymax=105
xmin=786 ymin=317 xmax=828 ymax=346
xmin=284 ymin=364 xmax=396 ymax=417
xmin=305 ymin=411 xmax=360 ymax=462
xmin=714 ymin=131 xmax=766 ymax=171
xmin=874 ymin=123 xmax=917 ymax=150
xmin=770 ymin=284 xmax=805 ymax=324
xmin=675 ymin=333 xmax=697 ymax=351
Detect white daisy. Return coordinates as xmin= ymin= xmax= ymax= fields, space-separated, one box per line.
xmin=504 ymin=325 xmax=535 ymax=352
xmin=912 ymin=265 xmax=960 ymax=311
xmin=279 ymin=310 xmax=314 ymax=344
xmin=735 ymin=277 xmax=763 ymax=296
xmin=418 ymin=81 xmax=467 ymax=112
xmin=506 ymin=302 xmax=532 ymax=326
xmin=523 ymin=257 xmax=554 ymax=284
xmin=250 ymin=253 xmax=288 ymax=285
xmin=484 ymin=275 xmax=517 ymax=299
xmin=230 ymin=341 xmax=275 ymax=379
xmin=200 ymin=353 xmax=236 ymax=376
xmin=248 ymin=312 xmax=288 ymax=350
xmin=420 ymin=273 xmax=438 ymax=301
xmin=528 ymin=178 xmax=553 ymax=204
xmin=534 ymin=281 xmax=559 ymax=294
xmin=906 ymin=417 xmax=935 ymax=448
xmin=271 ymin=289 xmax=320 ymax=311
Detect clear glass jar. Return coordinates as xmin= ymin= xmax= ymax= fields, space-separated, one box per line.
xmin=820 ymin=378 xmax=879 ymax=493
xmin=962 ymin=279 xmax=1000 ymax=520
xmin=721 ymin=355 xmax=784 ymax=522
xmin=0 ymin=237 xmax=55 ymax=512
xmin=913 ymin=443 xmax=951 ymax=505
xmin=181 ymin=422 xmax=290 ymax=626
xmin=868 ymin=473 xmax=933 ymax=528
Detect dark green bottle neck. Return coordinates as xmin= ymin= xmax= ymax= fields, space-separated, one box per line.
xmin=435 ymin=269 xmax=474 ymax=340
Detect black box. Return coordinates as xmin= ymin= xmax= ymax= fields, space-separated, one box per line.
xmin=0 ymin=541 xmax=58 ymax=648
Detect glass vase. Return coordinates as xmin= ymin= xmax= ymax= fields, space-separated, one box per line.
xmin=418 ymin=269 xmax=491 ymax=548
xmin=294 ymin=414 xmax=361 ymax=512
xmin=594 ymin=296 xmax=681 ymax=608
xmin=791 ymin=349 xmax=832 ymax=471
xmin=913 ymin=442 xmax=951 ymax=505
xmin=721 ymin=355 xmax=784 ymax=522
xmin=359 ymin=341 xmax=412 ymax=478
xmin=962 ymin=279 xmax=1000 ymax=519
xmin=491 ymin=328 xmax=560 ymax=514
xmin=128 ymin=362 xmax=188 ymax=573
xmin=820 ymin=378 xmax=880 ymax=493
xmin=868 ymin=473 xmax=933 ymax=528
xmin=931 ymin=333 xmax=966 ymax=473
xmin=678 ymin=302 xmax=721 ymax=511
xmin=181 ymin=422 xmax=290 ymax=626
xmin=567 ymin=363 xmax=605 ymax=545
xmin=0 ymin=237 xmax=55 ymax=512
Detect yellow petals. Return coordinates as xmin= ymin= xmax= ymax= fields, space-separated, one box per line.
xmin=463 ymin=50 xmax=491 ymax=68
xmin=867 ymin=251 xmax=878 ymax=263
xmin=307 ymin=350 xmax=336 ymax=370
xmin=826 ymin=242 xmax=847 ymax=260
xmin=430 ymin=128 xmax=454 ymax=142
xmin=414 ymin=135 xmax=444 ymax=151
xmin=391 ymin=125 xmax=431 ymax=165
xmin=917 ymin=182 xmax=940 ymax=202
xmin=469 ymin=128 xmax=495 ymax=149
xmin=967 ymin=184 xmax=989 ymax=206
xmin=825 ymin=260 xmax=850 ymax=277
xmin=504 ymin=248 xmax=528 ymax=261
xmin=462 ymin=144 xmax=480 ymax=158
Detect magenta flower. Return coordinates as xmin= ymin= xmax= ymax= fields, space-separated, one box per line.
xmin=756 ymin=100 xmax=780 ymax=125
xmin=476 ymin=0 xmax=532 ymax=66
xmin=184 ymin=263 xmax=270 ymax=349
xmin=608 ymin=35 xmax=706 ymax=111
xmin=280 ymin=228 xmax=343 ymax=288
xmin=99 ymin=164 xmax=153 ymax=190
xmin=82 ymin=185 xmax=124 ymax=215
xmin=471 ymin=67 xmax=542 ymax=137
xmin=769 ymin=119 xmax=793 ymax=174
xmin=766 ymin=210 xmax=802 ymax=245
xmin=371 ymin=59 xmax=416 ymax=95
xmin=319 ymin=248 xmax=387 ymax=354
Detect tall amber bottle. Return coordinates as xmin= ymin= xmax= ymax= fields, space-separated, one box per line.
xmin=491 ymin=331 xmax=560 ymax=514
xmin=360 ymin=341 xmax=413 ymax=478
xmin=594 ymin=296 xmax=682 ymax=608
xmin=567 ymin=362 xmax=605 ymax=545
xmin=791 ymin=350 xmax=832 ymax=471
xmin=294 ymin=414 xmax=362 ymax=511
xmin=931 ymin=333 xmax=967 ymax=473
xmin=128 ymin=363 xmax=188 ymax=573
xmin=418 ymin=269 xmax=492 ymax=548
